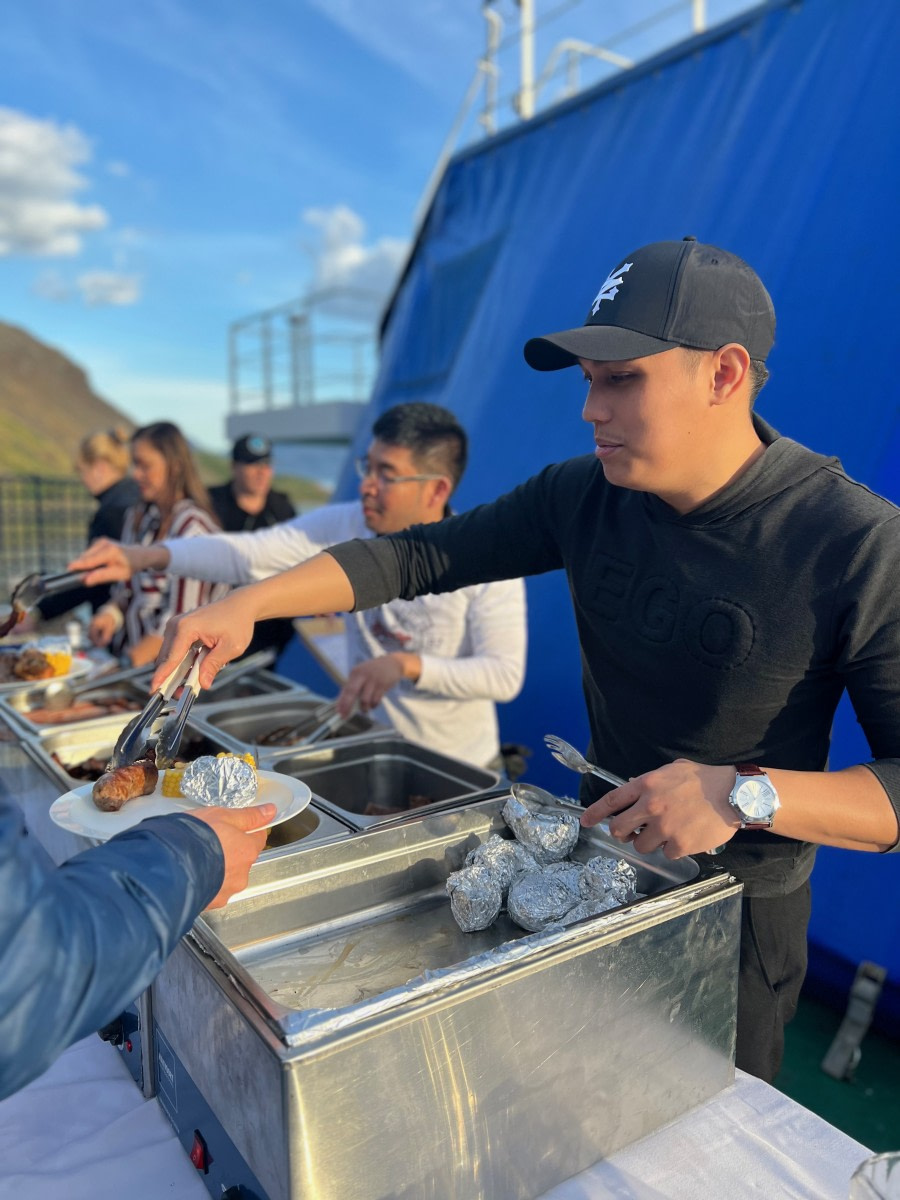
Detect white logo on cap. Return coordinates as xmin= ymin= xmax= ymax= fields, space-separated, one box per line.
xmin=590 ymin=262 xmax=633 ymax=315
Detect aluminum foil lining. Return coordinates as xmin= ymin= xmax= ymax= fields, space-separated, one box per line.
xmin=181 ymin=755 xmax=258 ymax=808
xmin=580 ymin=855 xmax=638 ymax=905
xmin=464 ymin=834 xmax=538 ymax=896
xmin=507 ymin=862 xmax=585 ymax=932
xmin=446 ymin=864 xmax=502 ymax=933
xmin=501 ymin=794 xmax=580 ymax=864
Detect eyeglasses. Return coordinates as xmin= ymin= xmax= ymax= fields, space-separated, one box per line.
xmin=354 ymin=457 xmax=444 ymax=486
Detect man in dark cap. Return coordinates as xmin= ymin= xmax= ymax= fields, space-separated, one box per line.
xmin=208 ymin=433 xmax=296 ymax=659
xmin=209 ymin=434 xmax=296 ymax=533
xmin=116 ymin=239 xmax=900 ymax=1083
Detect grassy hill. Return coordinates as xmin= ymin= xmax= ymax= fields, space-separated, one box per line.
xmin=0 ymin=321 xmax=329 ymax=507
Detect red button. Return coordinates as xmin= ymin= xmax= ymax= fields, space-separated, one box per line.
xmin=189 ymin=1130 xmax=209 ymax=1173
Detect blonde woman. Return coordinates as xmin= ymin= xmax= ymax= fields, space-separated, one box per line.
xmin=89 ymin=422 xmax=228 ymax=666
xmin=38 ymin=428 xmax=141 ymax=622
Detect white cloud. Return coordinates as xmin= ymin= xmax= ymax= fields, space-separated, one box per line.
xmin=76 ymin=271 xmax=142 ymax=306
xmin=302 ymin=204 xmax=407 ymax=319
xmin=106 ymin=160 xmax=131 ymax=177
xmin=0 ymin=107 xmax=108 ymax=256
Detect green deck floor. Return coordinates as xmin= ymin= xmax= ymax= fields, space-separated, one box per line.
xmin=775 ymin=995 xmax=900 ymax=1152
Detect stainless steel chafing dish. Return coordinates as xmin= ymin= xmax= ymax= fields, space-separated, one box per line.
xmin=0 ymin=664 xmax=301 ymax=736
xmin=260 ymin=734 xmax=501 ymax=828
xmin=193 ymin=666 xmax=299 ymax=704
xmin=188 ymin=690 xmax=390 ymax=753
xmin=151 ymin=794 xmax=741 ymax=1200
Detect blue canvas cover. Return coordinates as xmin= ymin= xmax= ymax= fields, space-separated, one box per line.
xmin=332 ymin=0 xmax=900 ymax=1024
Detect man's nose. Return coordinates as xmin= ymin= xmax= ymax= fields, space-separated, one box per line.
xmin=582 ymin=386 xmax=610 ymax=424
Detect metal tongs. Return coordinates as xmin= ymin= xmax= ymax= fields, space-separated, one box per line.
xmin=0 ymin=570 xmax=88 ymax=637
xmin=257 ymin=697 xmax=354 ymax=747
xmin=107 ymin=643 xmax=207 ymax=770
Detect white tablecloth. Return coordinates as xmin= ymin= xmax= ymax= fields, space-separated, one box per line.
xmin=0 ymin=1036 xmax=872 ymax=1200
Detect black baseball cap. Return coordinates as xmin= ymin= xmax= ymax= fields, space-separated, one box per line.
xmin=524 ymin=237 xmax=775 ymax=370
xmin=232 ymin=433 xmax=272 ymax=464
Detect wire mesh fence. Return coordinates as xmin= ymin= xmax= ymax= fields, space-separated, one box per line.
xmin=0 ymin=476 xmax=94 ymax=595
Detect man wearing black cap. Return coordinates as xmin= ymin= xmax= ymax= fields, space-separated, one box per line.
xmin=133 ymin=239 xmax=900 ymax=1083
xmin=209 ymin=434 xmax=296 ymax=659
xmin=209 ymin=434 xmax=296 ymax=534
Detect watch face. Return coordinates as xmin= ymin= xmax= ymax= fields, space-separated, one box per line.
xmin=734 ymin=777 xmax=779 ymax=820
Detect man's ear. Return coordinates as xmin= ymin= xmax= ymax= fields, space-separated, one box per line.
xmin=428 ymin=475 xmax=453 ymax=510
xmin=711 ymin=343 xmax=751 ymax=405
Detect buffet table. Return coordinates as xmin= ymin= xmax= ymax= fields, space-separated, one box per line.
xmin=0 ymin=660 xmax=875 ymax=1199
xmin=0 ymin=1034 xmax=872 ymax=1200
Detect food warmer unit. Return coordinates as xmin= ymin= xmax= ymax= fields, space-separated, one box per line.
xmin=150 ymin=795 xmax=741 ymax=1200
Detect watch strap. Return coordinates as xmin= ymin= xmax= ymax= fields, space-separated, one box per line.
xmin=734 ymin=762 xmax=764 ymax=777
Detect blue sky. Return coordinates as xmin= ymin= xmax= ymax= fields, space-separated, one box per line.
xmin=0 ymin=0 xmax=752 ymax=452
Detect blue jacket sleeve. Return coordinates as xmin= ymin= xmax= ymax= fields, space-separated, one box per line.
xmin=0 ymin=799 xmax=224 ymax=1101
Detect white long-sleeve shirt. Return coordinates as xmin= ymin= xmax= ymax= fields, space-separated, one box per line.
xmin=164 ymin=502 xmax=527 ymax=767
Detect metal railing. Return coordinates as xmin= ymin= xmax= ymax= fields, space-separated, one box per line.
xmin=228 ymin=287 xmax=380 ymax=416
xmin=0 ymin=476 xmax=94 ymax=593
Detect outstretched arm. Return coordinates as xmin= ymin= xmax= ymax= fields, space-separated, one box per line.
xmin=151 ymin=550 xmax=356 ymax=691
xmin=581 ymin=759 xmax=899 ymax=858
xmin=0 ymin=800 xmax=271 ymax=1101
xmin=70 ymin=537 xmax=170 ymax=584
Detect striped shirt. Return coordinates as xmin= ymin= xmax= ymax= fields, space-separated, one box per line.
xmin=112 ymin=500 xmax=230 ymax=653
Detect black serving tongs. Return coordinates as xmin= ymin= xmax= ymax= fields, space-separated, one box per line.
xmin=107 ymin=642 xmax=207 ymax=770
xmin=0 ymin=570 xmax=88 ymax=638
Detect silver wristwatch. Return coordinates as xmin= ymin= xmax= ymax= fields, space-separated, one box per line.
xmin=728 ymin=763 xmax=781 ymax=830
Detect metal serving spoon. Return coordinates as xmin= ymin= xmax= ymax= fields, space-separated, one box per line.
xmin=510 ymin=779 xmax=587 ymax=817
xmin=35 ymin=661 xmax=150 ymax=712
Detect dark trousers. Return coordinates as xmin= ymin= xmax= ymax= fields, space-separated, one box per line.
xmin=736 ymin=881 xmax=811 ymax=1083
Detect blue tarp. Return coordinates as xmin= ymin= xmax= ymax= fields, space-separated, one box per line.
xmin=331 ymin=0 xmax=900 ymax=1026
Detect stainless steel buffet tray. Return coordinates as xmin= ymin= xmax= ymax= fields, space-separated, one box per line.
xmin=0 ymin=665 xmax=301 ymax=737
xmin=188 ymin=690 xmax=390 ymax=753
xmin=152 ymin=795 xmax=742 ymax=1200
xmin=262 ymin=734 xmax=501 ymax=828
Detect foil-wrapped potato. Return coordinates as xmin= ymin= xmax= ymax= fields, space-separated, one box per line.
xmin=446 ymin=864 xmax=503 ymax=933
xmin=180 ymin=754 xmax=258 ymax=808
xmin=501 ymin=794 xmax=579 ymax=864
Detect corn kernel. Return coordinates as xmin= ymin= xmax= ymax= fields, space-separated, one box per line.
xmin=162 ymin=767 xmax=186 ymax=798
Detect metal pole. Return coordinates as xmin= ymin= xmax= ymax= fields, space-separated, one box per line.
xmin=479 ymin=4 xmax=502 ymax=136
xmin=516 ymin=0 xmax=535 ymax=119
xmin=289 ymin=313 xmax=301 ymax=408
xmin=693 ymin=0 xmax=706 ymax=33
xmin=261 ymin=314 xmax=272 ymax=410
xmin=232 ymin=324 xmax=243 ymax=412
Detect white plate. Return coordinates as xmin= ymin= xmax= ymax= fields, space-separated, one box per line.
xmin=0 ymin=650 xmax=92 ymax=695
xmin=49 ymin=769 xmax=312 ymax=841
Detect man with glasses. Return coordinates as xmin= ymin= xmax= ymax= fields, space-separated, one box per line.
xmin=72 ymin=403 xmax=527 ymax=770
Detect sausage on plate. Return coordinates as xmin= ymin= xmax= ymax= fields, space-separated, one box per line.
xmin=92 ymin=760 xmax=159 ymax=812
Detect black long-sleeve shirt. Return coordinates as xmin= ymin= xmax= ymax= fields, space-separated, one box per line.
xmin=329 ymin=419 xmax=900 ymax=896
